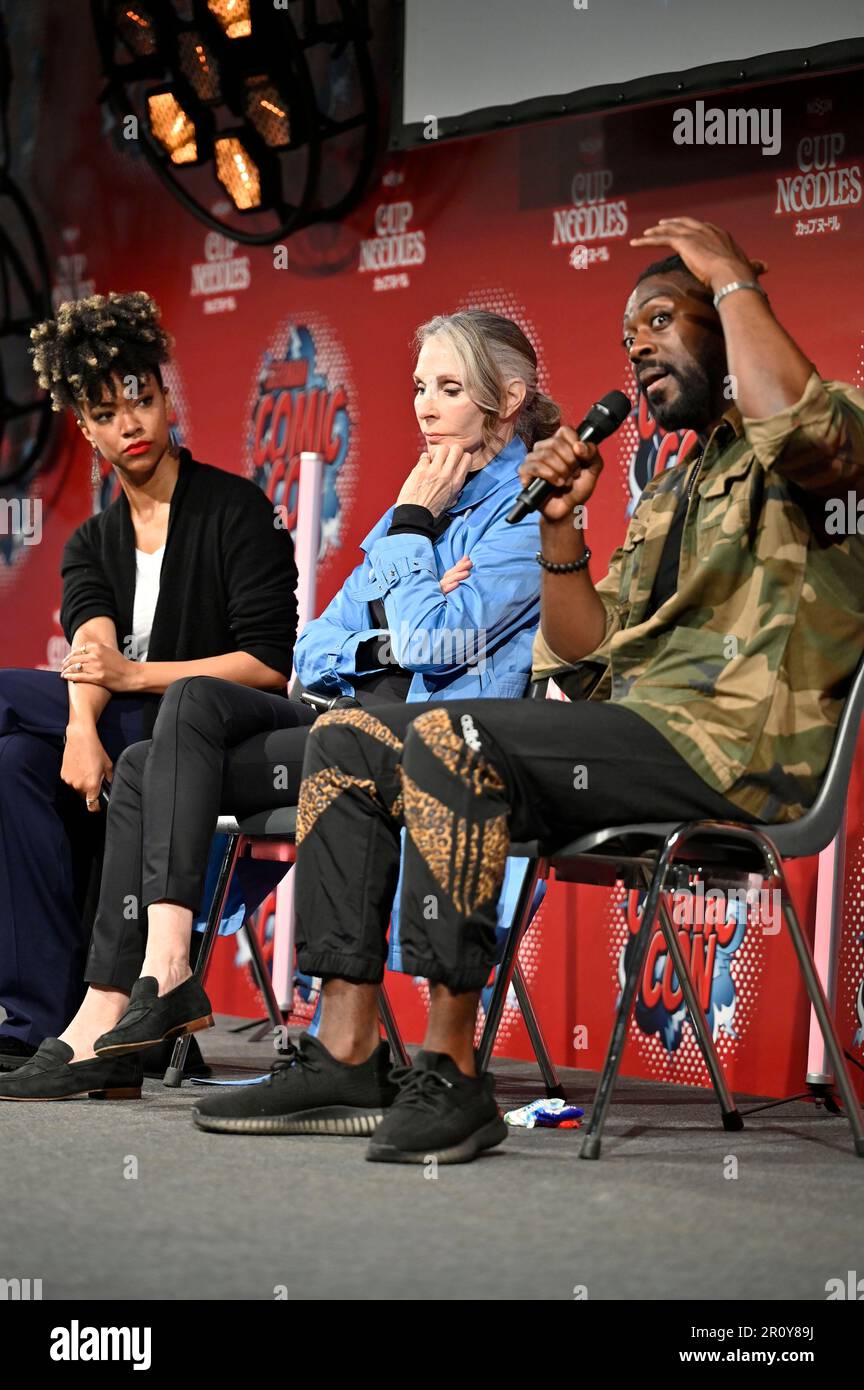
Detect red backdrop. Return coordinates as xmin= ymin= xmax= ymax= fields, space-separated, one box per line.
xmin=4 ymin=4 xmax=863 ymax=1098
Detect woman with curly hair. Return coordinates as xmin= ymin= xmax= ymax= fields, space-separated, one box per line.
xmin=0 ymin=291 xmax=300 ymax=1084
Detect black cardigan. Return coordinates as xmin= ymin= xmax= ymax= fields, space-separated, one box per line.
xmin=60 ymin=449 xmax=298 ymax=690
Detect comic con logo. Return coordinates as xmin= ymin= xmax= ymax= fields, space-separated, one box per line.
xmin=248 ymin=323 xmax=351 ymax=556
xmin=619 ymin=888 xmax=745 ymax=1051
xmin=627 ymin=391 xmax=699 ymax=510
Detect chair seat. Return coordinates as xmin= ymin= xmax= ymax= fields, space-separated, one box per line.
xmin=511 ymin=819 xmax=775 ymax=887
xmin=217 ymin=806 xmax=807 ymax=872
xmin=216 ymin=807 xmax=298 ymax=838
xmin=510 ymin=804 xmax=828 ymax=883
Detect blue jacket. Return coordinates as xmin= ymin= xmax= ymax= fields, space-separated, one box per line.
xmin=294 ymin=435 xmax=541 ymax=701
xmin=201 ymin=435 xmax=546 ymax=961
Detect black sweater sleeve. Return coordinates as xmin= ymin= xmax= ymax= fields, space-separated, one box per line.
xmin=59 ymin=522 xmax=120 ymax=643
xmin=222 ymin=484 xmax=299 ymax=678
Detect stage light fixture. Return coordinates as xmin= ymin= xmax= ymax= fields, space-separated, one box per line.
xmin=178 ymin=31 xmax=221 ymax=103
xmin=207 ymin=0 xmax=251 ymax=40
xmin=147 ymin=90 xmax=198 ymax=163
xmin=117 ymin=5 xmax=157 ymax=56
xmin=214 ymin=135 xmax=261 ymax=208
xmin=244 ymin=76 xmax=291 ymax=149
xmin=91 ymin=0 xmax=378 ymax=244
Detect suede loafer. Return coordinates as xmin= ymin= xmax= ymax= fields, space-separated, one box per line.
xmin=94 ymin=976 xmax=213 ymax=1057
xmin=0 ymin=1038 xmax=143 ymax=1101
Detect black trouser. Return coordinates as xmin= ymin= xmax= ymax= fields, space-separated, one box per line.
xmin=85 ymin=678 xmax=317 ymax=992
xmin=293 ymin=699 xmax=763 ymax=993
xmin=0 ymin=669 xmax=159 ymax=1042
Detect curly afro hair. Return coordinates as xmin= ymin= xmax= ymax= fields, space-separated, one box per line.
xmin=29 ymin=290 xmax=173 ymax=414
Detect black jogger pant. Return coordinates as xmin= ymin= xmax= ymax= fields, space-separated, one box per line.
xmin=85 ymin=677 xmax=317 ymax=992
xmin=292 ymin=699 xmax=763 ymax=994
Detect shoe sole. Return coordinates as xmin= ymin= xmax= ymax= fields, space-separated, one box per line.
xmin=192 ymin=1104 xmax=386 ymax=1136
xmin=365 ymin=1116 xmax=508 ymax=1165
xmin=0 ymin=1087 xmax=142 ymax=1102
xmin=94 ymin=1015 xmax=214 ymax=1057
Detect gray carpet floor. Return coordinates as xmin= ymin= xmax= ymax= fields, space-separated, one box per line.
xmin=2 ymin=1016 xmax=861 ymax=1302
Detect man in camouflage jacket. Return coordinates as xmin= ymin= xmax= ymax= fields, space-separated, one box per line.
xmin=533 ymin=216 xmax=864 ymax=823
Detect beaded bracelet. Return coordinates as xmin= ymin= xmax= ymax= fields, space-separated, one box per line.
xmin=536 ymin=546 xmax=592 ymax=574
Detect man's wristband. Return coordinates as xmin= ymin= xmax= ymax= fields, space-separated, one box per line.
xmin=536 ymin=546 xmax=592 ymax=574
xmin=712 ymin=280 xmax=768 ymax=310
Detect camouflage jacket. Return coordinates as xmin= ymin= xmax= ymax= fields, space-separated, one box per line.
xmin=533 ymin=372 xmax=864 ymax=822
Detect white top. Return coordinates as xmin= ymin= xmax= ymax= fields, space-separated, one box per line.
xmin=130 ymin=546 xmax=165 ymax=662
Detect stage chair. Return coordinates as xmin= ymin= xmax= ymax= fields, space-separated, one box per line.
xmin=478 ymin=654 xmax=864 ymax=1160
xmin=162 ymin=808 xmax=563 ymax=1092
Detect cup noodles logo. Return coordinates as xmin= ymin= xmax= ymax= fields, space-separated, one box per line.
xmin=775 ymin=130 xmax=862 ymax=215
xmin=551 ymin=167 xmax=628 ymax=247
xmin=358 ymin=200 xmax=426 ymax=274
xmin=189 ymin=231 xmax=252 ymax=315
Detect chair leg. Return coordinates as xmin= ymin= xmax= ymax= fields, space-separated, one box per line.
xmin=512 ymin=962 xmax=565 ymax=1099
xmin=477 ymin=859 xmax=545 ymax=1074
xmin=242 ymin=919 xmax=285 ymax=1032
xmin=163 ymin=833 xmax=243 ymax=1088
xmin=378 ymin=984 xmax=410 ymax=1067
xmin=655 ymin=890 xmax=742 ymax=1131
xmin=580 ymin=855 xmax=673 ymax=1160
xmin=765 ymin=849 xmax=864 ymax=1157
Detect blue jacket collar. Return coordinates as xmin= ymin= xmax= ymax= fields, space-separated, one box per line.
xmin=360 ymin=436 xmax=527 ymax=552
xmin=447 ymin=435 xmax=527 ymax=514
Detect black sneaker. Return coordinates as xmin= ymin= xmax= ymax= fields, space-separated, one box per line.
xmin=0 ymin=1037 xmax=37 ymax=1073
xmin=0 ymin=1039 xmax=143 ymax=1101
xmin=93 ymin=976 xmax=213 ymax=1057
xmin=192 ymin=1033 xmax=398 ymax=1135
xmin=366 ymin=1051 xmax=508 ymax=1164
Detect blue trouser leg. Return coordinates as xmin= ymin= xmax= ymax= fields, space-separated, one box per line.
xmin=0 ymin=668 xmax=157 ymax=1045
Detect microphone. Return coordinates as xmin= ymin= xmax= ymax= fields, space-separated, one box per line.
xmin=506 ymin=389 xmax=632 ymax=524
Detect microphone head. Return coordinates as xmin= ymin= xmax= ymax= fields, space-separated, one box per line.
xmin=579 ymin=390 xmax=632 ymax=445
xmin=597 ymin=390 xmax=632 ymax=427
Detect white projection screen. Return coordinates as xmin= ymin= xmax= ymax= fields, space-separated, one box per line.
xmin=392 ymin=0 xmax=864 ymax=148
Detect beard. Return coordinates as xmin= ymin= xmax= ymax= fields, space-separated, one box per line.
xmin=648 ymin=340 xmax=727 ymax=434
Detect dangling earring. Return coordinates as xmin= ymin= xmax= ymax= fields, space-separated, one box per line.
xmin=90 ymin=447 xmax=102 ymax=486
xmin=168 ymin=424 xmax=182 ymax=458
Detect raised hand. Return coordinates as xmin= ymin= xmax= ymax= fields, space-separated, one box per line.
xmin=396 ymin=443 xmax=473 ymax=517
xmin=630 ymin=216 xmax=767 ymax=293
